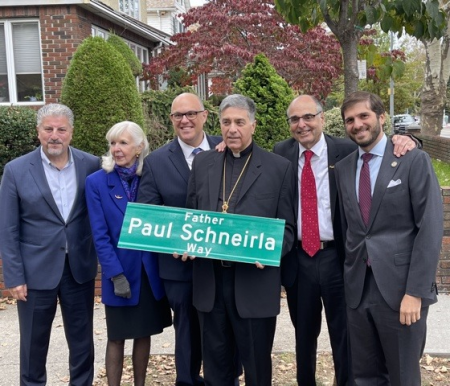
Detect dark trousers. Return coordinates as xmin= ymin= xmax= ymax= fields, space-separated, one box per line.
xmin=347 ymin=269 xmax=428 ymax=386
xmin=285 ymin=247 xmax=349 ymax=385
xmin=198 ymin=263 xmax=276 ymax=386
xmin=163 ymin=279 xmax=204 ymax=386
xmin=17 ymin=257 xmax=95 ymax=386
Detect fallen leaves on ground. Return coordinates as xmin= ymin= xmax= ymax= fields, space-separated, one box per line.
xmin=93 ymin=353 xmax=450 ymax=386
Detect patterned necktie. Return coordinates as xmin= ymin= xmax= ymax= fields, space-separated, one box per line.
xmin=301 ymin=150 xmax=320 ymax=257
xmin=192 ymin=147 xmax=203 ymax=156
xmin=359 ymin=153 xmax=373 ymax=227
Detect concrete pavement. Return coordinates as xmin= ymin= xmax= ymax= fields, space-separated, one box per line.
xmin=0 ymin=294 xmax=449 ymax=385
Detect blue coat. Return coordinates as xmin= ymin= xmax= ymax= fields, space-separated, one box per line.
xmin=86 ymin=169 xmax=164 ymax=306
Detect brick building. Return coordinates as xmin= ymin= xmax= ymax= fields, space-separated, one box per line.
xmin=0 ymin=0 xmax=171 ymax=106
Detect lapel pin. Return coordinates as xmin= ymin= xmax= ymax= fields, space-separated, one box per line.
xmin=115 ymin=195 xmax=123 ymax=199
xmin=329 ymin=164 xmax=335 ymax=169
xmin=391 ymin=161 xmax=397 ymax=167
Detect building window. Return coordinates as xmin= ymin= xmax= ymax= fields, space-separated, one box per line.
xmin=0 ymin=20 xmax=43 ymax=104
xmin=119 ymin=0 xmax=140 ymax=19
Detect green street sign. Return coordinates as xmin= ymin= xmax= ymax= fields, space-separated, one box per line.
xmin=118 ymin=203 xmax=286 ymax=267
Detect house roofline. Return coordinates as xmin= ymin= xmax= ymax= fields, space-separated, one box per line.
xmin=1 ymin=0 xmax=174 ymax=45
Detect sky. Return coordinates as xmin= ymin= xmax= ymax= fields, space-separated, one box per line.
xmin=190 ymin=0 xmax=207 ymax=6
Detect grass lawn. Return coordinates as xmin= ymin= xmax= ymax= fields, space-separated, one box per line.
xmin=432 ymin=159 xmax=450 ymax=186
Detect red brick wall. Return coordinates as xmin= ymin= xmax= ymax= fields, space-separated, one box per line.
xmin=418 ymin=134 xmax=450 ymax=164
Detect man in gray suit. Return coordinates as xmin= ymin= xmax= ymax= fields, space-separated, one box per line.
xmin=336 ymin=91 xmax=442 ymax=385
xmin=0 ymin=104 xmax=100 ymax=385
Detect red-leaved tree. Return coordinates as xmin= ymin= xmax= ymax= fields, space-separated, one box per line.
xmin=143 ymin=0 xmax=342 ymax=98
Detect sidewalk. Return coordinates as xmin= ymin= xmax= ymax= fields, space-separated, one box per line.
xmin=0 ymin=294 xmax=449 ymax=385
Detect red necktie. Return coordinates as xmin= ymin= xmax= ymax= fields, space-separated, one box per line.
xmin=359 ymin=153 xmax=373 ymax=227
xmin=301 ymin=150 xmax=320 ymax=257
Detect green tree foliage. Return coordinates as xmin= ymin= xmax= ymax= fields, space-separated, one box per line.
xmin=142 ymin=87 xmax=220 ymax=151
xmin=0 ymin=106 xmax=38 ymax=177
xmin=234 ymin=54 xmax=294 ymax=151
xmin=275 ymin=0 xmax=447 ymax=96
xmin=107 ymin=33 xmax=143 ymax=77
xmin=61 ymin=36 xmax=144 ymax=156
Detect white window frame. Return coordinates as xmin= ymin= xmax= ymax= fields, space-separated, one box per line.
xmin=119 ymin=0 xmax=140 ymax=20
xmin=0 ymin=19 xmax=44 ymax=105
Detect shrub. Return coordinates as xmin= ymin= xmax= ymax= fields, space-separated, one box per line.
xmin=107 ymin=33 xmax=143 ymax=77
xmin=0 ymin=106 xmax=38 ymax=177
xmin=142 ymin=87 xmax=220 ymax=151
xmin=234 ymin=54 xmax=294 ymax=151
xmin=61 ymin=36 xmax=144 ymax=156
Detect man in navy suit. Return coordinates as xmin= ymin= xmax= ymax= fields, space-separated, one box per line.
xmin=273 ymin=95 xmax=418 ymax=385
xmin=137 ymin=93 xmax=222 ymax=386
xmin=0 ymin=104 xmax=100 ymax=385
xmin=336 ymin=91 xmax=442 ymax=385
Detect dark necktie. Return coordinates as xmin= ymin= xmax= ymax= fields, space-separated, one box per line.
xmin=359 ymin=153 xmax=373 ymax=227
xmin=192 ymin=147 xmax=203 ymax=156
xmin=301 ymin=150 xmax=320 ymax=257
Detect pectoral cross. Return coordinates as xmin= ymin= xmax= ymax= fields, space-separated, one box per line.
xmin=222 ymin=201 xmax=229 ymax=213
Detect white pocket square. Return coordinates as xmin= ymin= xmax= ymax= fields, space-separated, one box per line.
xmin=387 ymin=179 xmax=401 ymax=188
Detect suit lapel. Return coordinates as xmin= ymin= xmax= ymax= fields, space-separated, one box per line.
xmin=107 ymin=172 xmax=128 ymax=214
xmin=28 ymin=148 xmax=64 ymax=222
xmin=207 ymin=151 xmax=225 ymax=211
xmin=343 ymin=151 xmax=360 ymax=224
xmin=169 ymin=140 xmax=190 ymax=184
xmin=236 ymin=145 xmax=262 ymax=205
xmin=286 ymin=139 xmax=300 ymax=217
xmin=325 ymin=135 xmax=340 ymax=223
xmin=368 ymin=141 xmax=398 ymax=228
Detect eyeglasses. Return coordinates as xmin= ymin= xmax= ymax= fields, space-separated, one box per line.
xmin=286 ymin=111 xmax=322 ymax=125
xmin=170 ymin=110 xmax=205 ymax=121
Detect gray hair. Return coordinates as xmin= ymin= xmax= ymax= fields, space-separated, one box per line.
xmin=102 ymin=121 xmax=149 ymax=175
xmin=219 ymin=94 xmax=256 ymax=122
xmin=37 ymin=104 xmax=74 ymax=128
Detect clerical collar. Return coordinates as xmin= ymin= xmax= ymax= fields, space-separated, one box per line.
xmin=228 ymin=142 xmax=253 ymax=158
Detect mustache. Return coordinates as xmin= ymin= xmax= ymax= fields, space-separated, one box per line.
xmin=48 ymin=140 xmax=63 ymax=145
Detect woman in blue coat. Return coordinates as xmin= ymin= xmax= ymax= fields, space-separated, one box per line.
xmin=86 ymin=121 xmax=171 ymax=386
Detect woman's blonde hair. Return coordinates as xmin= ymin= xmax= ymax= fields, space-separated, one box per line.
xmin=102 ymin=121 xmax=149 ymax=175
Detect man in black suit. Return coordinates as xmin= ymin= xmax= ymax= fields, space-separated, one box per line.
xmin=137 ymin=93 xmax=222 ymax=386
xmin=336 ymin=91 xmax=442 ymax=385
xmin=0 ymin=103 xmax=99 ymax=385
xmin=182 ymin=94 xmax=296 ymax=386
xmin=273 ymin=95 xmax=418 ymax=385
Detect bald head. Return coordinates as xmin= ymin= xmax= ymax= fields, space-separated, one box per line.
xmin=170 ymin=92 xmax=208 ymax=147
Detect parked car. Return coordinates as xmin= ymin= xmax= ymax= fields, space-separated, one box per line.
xmin=393 ymin=114 xmax=421 ymax=134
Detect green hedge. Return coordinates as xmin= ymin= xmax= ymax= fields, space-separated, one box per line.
xmin=0 ymin=106 xmax=38 ymax=177
xmin=234 ymin=54 xmax=294 ymax=151
xmin=61 ymin=36 xmax=144 ymax=156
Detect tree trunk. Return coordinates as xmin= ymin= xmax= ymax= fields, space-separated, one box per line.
xmin=421 ymin=3 xmax=450 ymax=136
xmin=337 ymin=31 xmax=361 ymax=97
